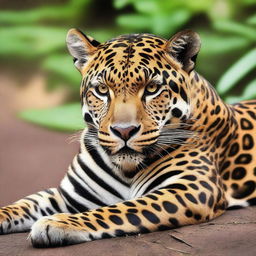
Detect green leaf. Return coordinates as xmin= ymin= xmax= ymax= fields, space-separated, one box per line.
xmin=213 ymin=20 xmax=256 ymax=41
xmin=42 ymin=54 xmax=81 ymax=88
xmin=216 ymin=49 xmax=256 ymax=95
xmin=199 ymin=32 xmax=250 ymax=55
xmin=133 ymin=0 xmax=160 ymax=14
xmin=0 ymin=26 xmax=67 ymax=57
xmin=225 ymin=79 xmax=256 ymax=104
xmin=247 ymin=13 xmax=256 ymax=25
xmin=242 ymin=0 xmax=256 ymax=5
xmin=113 ymin=0 xmax=133 ymax=9
xmin=0 ymin=8 xmax=72 ymax=24
xmin=225 ymin=96 xmax=244 ymax=104
xmin=0 ymin=0 xmax=89 ymax=24
xmin=116 ymin=14 xmax=152 ymax=30
xmin=151 ymin=10 xmax=191 ymax=35
xmin=116 ymin=10 xmax=190 ymax=35
xmin=19 ymin=103 xmax=85 ymax=132
xmin=242 ymin=79 xmax=256 ymax=99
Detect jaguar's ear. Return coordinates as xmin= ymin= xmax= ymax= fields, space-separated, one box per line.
xmin=166 ymin=30 xmax=201 ymax=73
xmin=66 ymin=28 xmax=100 ymax=72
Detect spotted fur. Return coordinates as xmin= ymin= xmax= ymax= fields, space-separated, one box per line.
xmin=0 ymin=29 xmax=255 ymax=247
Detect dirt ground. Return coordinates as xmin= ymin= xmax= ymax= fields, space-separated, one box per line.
xmin=0 ymin=75 xmax=256 ymax=255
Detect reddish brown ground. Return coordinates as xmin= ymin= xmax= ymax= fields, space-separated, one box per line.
xmin=0 ymin=78 xmax=256 ymax=255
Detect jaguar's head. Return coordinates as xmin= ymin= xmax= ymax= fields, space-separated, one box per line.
xmin=66 ymin=29 xmax=201 ymax=176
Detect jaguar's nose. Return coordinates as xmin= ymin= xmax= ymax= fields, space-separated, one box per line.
xmin=110 ymin=125 xmax=141 ymax=141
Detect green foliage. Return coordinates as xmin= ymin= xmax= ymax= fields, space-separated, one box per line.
xmin=115 ymin=0 xmax=213 ymax=35
xmin=216 ymin=49 xmax=256 ymax=96
xmin=197 ymin=33 xmax=250 ymax=56
xmin=0 ymin=27 xmax=67 ymax=57
xmin=0 ymin=0 xmax=255 ymax=131
xmin=0 ymin=0 xmax=90 ymax=24
xmin=42 ymin=54 xmax=81 ymax=89
xmin=19 ymin=103 xmax=84 ymax=132
xmin=225 ymin=79 xmax=256 ymax=104
xmin=213 ymin=20 xmax=256 ymax=41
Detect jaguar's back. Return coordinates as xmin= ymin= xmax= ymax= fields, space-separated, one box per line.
xmin=221 ymin=101 xmax=256 ymax=208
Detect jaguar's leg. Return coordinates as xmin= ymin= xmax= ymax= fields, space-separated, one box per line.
xmin=0 ymin=188 xmax=69 ymax=234
xmin=30 ymin=183 xmax=227 ymax=247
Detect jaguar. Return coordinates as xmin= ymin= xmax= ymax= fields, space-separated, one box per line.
xmin=0 ymin=29 xmax=255 ymax=247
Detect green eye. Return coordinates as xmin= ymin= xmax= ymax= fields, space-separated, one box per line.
xmin=95 ymin=84 xmax=109 ymax=96
xmin=145 ymin=83 xmax=159 ymax=95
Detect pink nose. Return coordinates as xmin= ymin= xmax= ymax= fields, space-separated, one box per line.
xmin=110 ymin=125 xmax=140 ymax=141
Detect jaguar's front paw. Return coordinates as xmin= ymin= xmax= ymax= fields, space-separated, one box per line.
xmin=0 ymin=211 xmax=11 ymax=234
xmin=30 ymin=215 xmax=91 ymax=247
xmin=0 ymin=208 xmax=34 ymax=234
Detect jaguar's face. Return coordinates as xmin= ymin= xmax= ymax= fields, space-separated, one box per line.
xmin=82 ymin=66 xmax=190 ymax=173
xmin=66 ymin=30 xmax=201 ymax=175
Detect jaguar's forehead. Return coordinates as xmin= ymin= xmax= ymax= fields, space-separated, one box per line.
xmin=99 ymin=34 xmax=167 ymax=63
xmin=84 ymin=34 xmax=177 ymax=94
xmin=95 ymin=33 xmax=168 ymax=66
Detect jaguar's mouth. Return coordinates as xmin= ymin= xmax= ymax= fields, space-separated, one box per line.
xmin=114 ymin=146 xmax=138 ymax=155
xmin=110 ymin=146 xmax=145 ymax=177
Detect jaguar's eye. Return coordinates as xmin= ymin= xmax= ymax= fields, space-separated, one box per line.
xmin=95 ymin=84 xmax=109 ymax=96
xmin=145 ymin=83 xmax=159 ymax=95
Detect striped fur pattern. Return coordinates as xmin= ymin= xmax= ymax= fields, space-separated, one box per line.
xmin=0 ymin=29 xmax=256 ymax=247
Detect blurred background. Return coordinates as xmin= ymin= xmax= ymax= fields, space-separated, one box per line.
xmin=0 ymin=0 xmax=256 ymax=131
xmin=0 ymin=0 xmax=255 ymax=204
